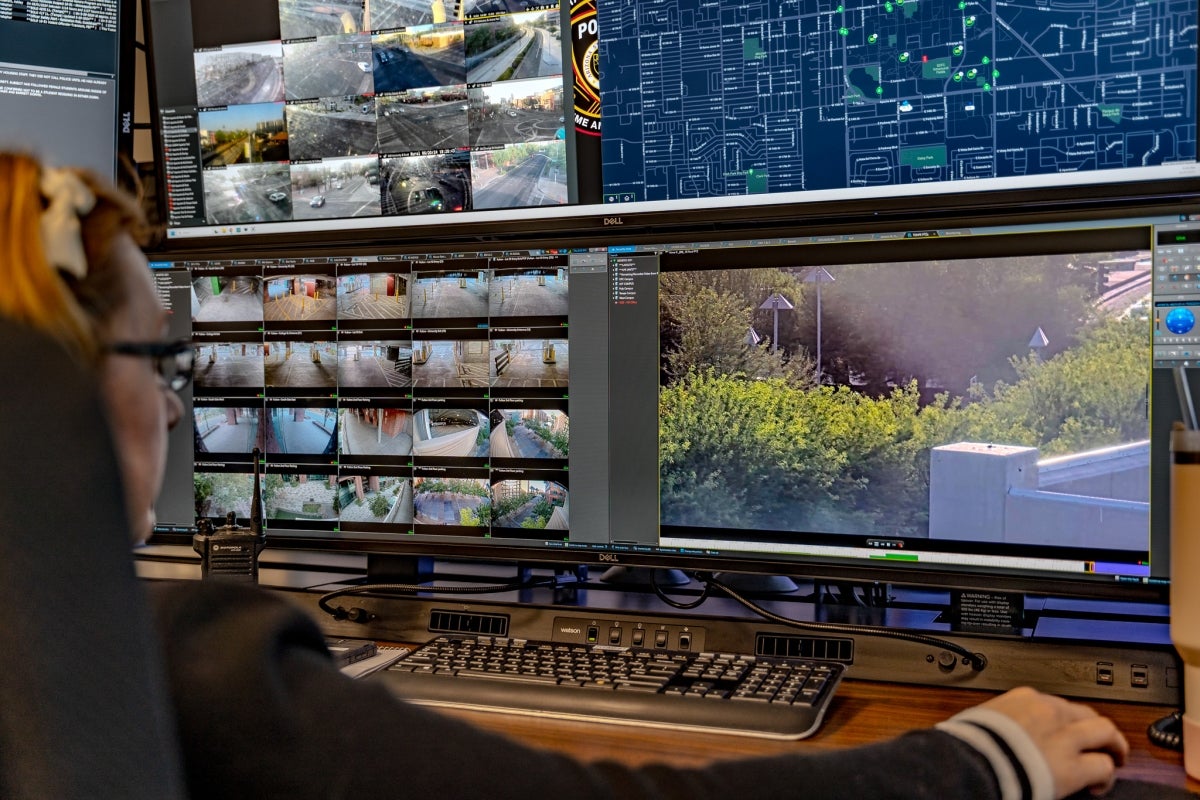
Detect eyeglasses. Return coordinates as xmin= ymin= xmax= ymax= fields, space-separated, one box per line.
xmin=107 ymin=339 xmax=195 ymax=392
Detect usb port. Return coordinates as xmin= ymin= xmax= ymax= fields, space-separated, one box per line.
xmin=1131 ymin=664 xmax=1149 ymax=688
xmin=1096 ymin=662 xmax=1114 ymax=685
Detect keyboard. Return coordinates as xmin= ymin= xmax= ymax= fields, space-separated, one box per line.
xmin=377 ymin=634 xmax=845 ymax=739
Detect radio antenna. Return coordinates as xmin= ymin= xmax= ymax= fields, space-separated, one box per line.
xmin=251 ymin=446 xmax=264 ymax=540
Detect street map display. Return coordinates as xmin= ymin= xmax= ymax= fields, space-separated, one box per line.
xmin=598 ymin=0 xmax=1198 ymax=201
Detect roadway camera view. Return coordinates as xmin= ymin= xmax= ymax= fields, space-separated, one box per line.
xmin=278 ymin=0 xmax=364 ymax=41
xmin=490 ymin=409 xmax=568 ymax=459
xmin=189 ymin=0 xmax=570 ymax=226
xmin=381 ymin=152 xmax=471 ymax=215
xmin=658 ymin=249 xmax=1152 ymax=552
xmin=199 ymin=103 xmax=289 ymax=167
xmin=283 ymin=34 xmax=375 ymax=100
xmin=470 ymin=141 xmax=566 ymax=209
xmin=492 ymin=479 xmax=568 ymax=529
xmin=372 ymin=27 xmax=466 ymax=94
xmin=290 ymin=157 xmax=383 ymax=218
xmin=376 ymin=89 xmax=470 ymax=154
xmin=285 ymin=96 xmax=377 ymax=160
xmin=466 ymin=10 xmax=562 ymax=84
xmin=193 ymin=42 xmax=285 ymax=106
xmin=202 ymin=162 xmax=293 ymax=224
xmin=464 ymin=0 xmax=556 ymax=16
xmin=468 ymin=77 xmax=564 ymax=147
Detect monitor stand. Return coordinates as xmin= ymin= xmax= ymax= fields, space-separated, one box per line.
xmin=366 ymin=554 xmax=436 ymax=584
xmin=714 ymin=573 xmax=800 ymax=595
xmin=599 ymin=566 xmax=690 ymax=586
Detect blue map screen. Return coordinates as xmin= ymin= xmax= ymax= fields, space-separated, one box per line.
xmin=597 ymin=0 xmax=1198 ymax=201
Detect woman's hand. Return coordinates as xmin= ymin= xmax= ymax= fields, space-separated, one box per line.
xmin=978 ymin=686 xmax=1130 ymax=798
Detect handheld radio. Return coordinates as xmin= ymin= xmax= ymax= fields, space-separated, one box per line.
xmin=193 ymin=448 xmax=265 ymax=582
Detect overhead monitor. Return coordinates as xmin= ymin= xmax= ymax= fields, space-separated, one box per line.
xmin=144 ymin=0 xmax=1199 ymax=242
xmin=0 ymin=0 xmax=138 ymax=181
xmin=145 ymin=198 xmax=1196 ymax=601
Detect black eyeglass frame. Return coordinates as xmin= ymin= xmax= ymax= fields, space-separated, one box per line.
xmin=106 ymin=339 xmax=195 ymax=392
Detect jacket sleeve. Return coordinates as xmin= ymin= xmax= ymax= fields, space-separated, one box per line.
xmin=149 ymin=581 xmax=1003 ymax=800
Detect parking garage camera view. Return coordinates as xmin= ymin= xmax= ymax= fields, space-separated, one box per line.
xmin=169 ymin=0 xmax=568 ymax=229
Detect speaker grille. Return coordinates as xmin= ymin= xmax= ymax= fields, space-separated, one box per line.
xmin=756 ymin=633 xmax=854 ymax=662
xmin=428 ymin=609 xmax=510 ymax=636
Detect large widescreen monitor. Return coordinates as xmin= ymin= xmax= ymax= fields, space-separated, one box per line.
xmin=145 ymin=197 xmax=1200 ymax=601
xmin=144 ymin=0 xmax=1199 ymax=242
xmin=0 ymin=0 xmax=137 ymax=181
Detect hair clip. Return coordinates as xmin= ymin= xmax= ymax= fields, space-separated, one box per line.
xmin=40 ymin=167 xmax=97 ymax=280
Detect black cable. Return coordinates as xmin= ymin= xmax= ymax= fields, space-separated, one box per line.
xmin=317 ymin=575 xmax=559 ymax=621
xmin=704 ymin=573 xmax=988 ymax=671
xmin=649 ymin=569 xmax=712 ymax=609
xmin=1148 ymin=711 xmax=1183 ymax=751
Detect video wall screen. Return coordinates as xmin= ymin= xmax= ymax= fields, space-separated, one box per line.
xmin=150 ymin=205 xmax=1200 ymax=596
xmin=146 ymin=0 xmax=1198 ymax=240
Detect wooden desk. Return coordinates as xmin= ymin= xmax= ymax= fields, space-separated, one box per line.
xmin=431 ymin=679 xmax=1196 ymax=791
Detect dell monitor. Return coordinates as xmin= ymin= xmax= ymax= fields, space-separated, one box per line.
xmin=0 ymin=0 xmax=138 ymax=181
xmin=142 ymin=0 xmax=1198 ymax=242
xmin=141 ymin=193 xmax=1200 ymax=604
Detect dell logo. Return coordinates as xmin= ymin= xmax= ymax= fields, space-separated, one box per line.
xmin=121 ymin=111 xmax=132 ymax=135
xmin=598 ymin=553 xmax=620 ymax=563
xmin=603 ymin=217 xmax=624 ymax=226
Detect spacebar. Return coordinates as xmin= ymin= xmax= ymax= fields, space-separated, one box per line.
xmin=454 ymin=670 xmax=562 ymax=685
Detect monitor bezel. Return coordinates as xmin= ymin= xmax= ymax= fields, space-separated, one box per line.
xmin=149 ymin=174 xmax=1200 ymax=252
xmin=114 ymin=0 xmax=139 ymax=182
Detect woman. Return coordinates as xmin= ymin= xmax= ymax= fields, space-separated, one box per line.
xmin=0 ymin=151 xmax=1130 ymax=800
